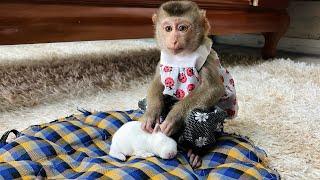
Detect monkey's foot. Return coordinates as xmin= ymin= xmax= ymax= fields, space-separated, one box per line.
xmin=188 ymin=149 xmax=202 ymax=168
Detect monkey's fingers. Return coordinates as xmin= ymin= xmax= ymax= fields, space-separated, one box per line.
xmin=161 ymin=122 xmax=173 ymax=136
xmin=192 ymin=155 xmax=200 ymax=168
xmin=195 ymin=159 xmax=202 ymax=168
xmin=187 ymin=149 xmax=192 ymax=157
xmin=159 ymin=122 xmax=168 ymax=133
xmin=142 ymin=123 xmax=151 ymax=133
xmin=145 ymin=120 xmax=154 ymax=133
xmin=187 ymin=149 xmax=202 ymax=168
xmin=166 ymin=129 xmax=174 ymax=136
xmin=189 ymin=153 xmax=195 ymax=166
xmin=141 ymin=120 xmax=146 ymax=129
xmin=166 ymin=123 xmax=176 ymax=136
xmin=156 ymin=117 xmax=161 ymax=124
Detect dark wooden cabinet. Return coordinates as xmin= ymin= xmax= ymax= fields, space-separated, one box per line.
xmin=0 ymin=0 xmax=289 ymax=58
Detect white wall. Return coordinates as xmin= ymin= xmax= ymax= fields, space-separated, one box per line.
xmin=286 ymin=0 xmax=319 ymax=40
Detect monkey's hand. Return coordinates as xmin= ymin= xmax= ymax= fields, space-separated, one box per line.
xmin=141 ymin=109 xmax=162 ymax=133
xmin=160 ymin=108 xmax=184 ymax=136
xmin=141 ymin=63 xmax=164 ymax=133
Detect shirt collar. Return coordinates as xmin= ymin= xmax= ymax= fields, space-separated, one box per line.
xmin=160 ymin=39 xmax=212 ymax=71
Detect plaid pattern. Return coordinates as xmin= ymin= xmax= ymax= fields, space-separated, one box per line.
xmin=0 ymin=110 xmax=279 ymax=179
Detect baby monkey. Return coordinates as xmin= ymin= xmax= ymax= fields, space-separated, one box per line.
xmin=141 ymin=1 xmax=238 ymax=168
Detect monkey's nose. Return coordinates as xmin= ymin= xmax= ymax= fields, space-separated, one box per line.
xmin=172 ymin=41 xmax=180 ymax=49
xmin=173 ymin=40 xmax=178 ymax=45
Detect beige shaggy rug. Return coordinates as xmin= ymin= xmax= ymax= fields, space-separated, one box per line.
xmin=0 ymin=39 xmax=319 ymax=179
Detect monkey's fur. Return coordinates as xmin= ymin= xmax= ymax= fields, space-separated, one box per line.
xmin=142 ymin=1 xmax=224 ymax=136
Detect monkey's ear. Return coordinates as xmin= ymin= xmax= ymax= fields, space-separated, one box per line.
xmin=153 ymin=123 xmax=161 ymax=133
xmin=200 ymin=10 xmax=211 ymax=34
xmin=200 ymin=10 xmax=206 ymax=18
xmin=152 ymin=13 xmax=158 ymax=24
xmin=204 ymin=17 xmax=211 ymax=35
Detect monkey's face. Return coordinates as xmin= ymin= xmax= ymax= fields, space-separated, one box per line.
xmin=157 ymin=17 xmax=201 ymax=55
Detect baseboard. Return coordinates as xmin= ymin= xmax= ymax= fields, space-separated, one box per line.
xmin=214 ymin=34 xmax=320 ymax=55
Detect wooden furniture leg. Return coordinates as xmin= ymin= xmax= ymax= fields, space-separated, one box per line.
xmin=261 ymin=13 xmax=290 ymax=59
xmin=262 ymin=32 xmax=283 ymax=59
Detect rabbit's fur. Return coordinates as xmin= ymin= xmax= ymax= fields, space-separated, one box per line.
xmin=109 ymin=121 xmax=177 ymax=161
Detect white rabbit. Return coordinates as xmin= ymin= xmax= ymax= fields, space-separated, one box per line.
xmin=109 ymin=121 xmax=177 ymax=161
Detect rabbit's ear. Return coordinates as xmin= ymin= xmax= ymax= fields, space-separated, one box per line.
xmin=153 ymin=123 xmax=161 ymax=133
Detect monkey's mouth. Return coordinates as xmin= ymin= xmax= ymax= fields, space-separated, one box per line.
xmin=167 ymin=47 xmax=184 ymax=54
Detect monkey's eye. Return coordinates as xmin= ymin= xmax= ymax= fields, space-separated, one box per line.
xmin=178 ymin=24 xmax=188 ymax=32
xmin=165 ymin=26 xmax=172 ymax=32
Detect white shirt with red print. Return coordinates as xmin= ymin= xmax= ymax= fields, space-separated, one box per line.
xmin=159 ymin=39 xmax=238 ymax=118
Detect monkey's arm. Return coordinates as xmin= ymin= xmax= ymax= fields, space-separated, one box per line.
xmin=142 ymin=64 xmax=165 ymax=132
xmin=161 ymin=54 xmax=225 ymax=135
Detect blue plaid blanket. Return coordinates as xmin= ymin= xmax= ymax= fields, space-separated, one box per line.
xmin=0 ymin=110 xmax=279 ymax=179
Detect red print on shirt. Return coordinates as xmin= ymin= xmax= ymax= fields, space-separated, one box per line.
xmin=165 ymin=77 xmax=174 ymax=89
xmin=186 ymin=68 xmax=194 ymax=76
xmin=187 ymin=84 xmax=195 ymax=92
xmin=175 ymin=89 xmax=185 ymax=100
xmin=178 ymin=73 xmax=187 ymax=83
xmin=163 ymin=66 xmax=172 ymax=72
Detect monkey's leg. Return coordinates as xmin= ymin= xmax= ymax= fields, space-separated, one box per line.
xmin=181 ymin=108 xmax=226 ymax=169
xmin=180 ymin=107 xmax=226 ymax=150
